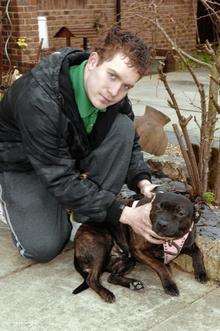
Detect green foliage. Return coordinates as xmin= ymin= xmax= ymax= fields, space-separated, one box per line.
xmin=202 ymin=191 xmax=215 ymax=205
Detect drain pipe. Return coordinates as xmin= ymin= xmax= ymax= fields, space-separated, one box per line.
xmin=37 ymin=16 xmax=49 ymax=49
xmin=116 ymin=0 xmax=121 ymax=27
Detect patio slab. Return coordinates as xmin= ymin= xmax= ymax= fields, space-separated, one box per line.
xmin=0 ymin=227 xmax=219 ymax=331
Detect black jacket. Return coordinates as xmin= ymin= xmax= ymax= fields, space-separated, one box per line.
xmin=0 ymin=48 xmax=151 ymax=224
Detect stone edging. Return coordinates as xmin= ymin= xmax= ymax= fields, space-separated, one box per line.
xmin=174 ymin=236 xmax=220 ymax=282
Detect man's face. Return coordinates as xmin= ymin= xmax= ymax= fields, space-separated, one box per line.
xmin=84 ymin=52 xmax=140 ymax=109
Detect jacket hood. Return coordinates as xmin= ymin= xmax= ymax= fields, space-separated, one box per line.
xmin=31 ymin=48 xmax=89 ymax=100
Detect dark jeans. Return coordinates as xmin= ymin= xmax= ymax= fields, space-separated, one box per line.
xmin=0 ymin=114 xmax=134 ymax=262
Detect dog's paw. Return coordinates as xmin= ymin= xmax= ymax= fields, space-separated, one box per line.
xmin=195 ymin=271 xmax=208 ymax=284
xmin=129 ymin=280 xmax=144 ymax=291
xmin=102 ymin=291 xmax=116 ymax=303
xmin=163 ymin=281 xmax=180 ymax=296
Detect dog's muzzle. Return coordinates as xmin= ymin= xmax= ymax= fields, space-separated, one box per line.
xmin=163 ymin=222 xmax=194 ymax=264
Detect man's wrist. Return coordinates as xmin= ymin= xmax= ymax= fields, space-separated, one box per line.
xmin=137 ymin=179 xmax=152 ymax=190
xmin=105 ymin=200 xmax=126 ymax=224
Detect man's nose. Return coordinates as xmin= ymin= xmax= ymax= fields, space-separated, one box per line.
xmin=108 ymin=82 xmax=121 ymax=97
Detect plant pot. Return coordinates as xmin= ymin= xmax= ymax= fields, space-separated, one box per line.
xmin=134 ymin=105 xmax=171 ymax=156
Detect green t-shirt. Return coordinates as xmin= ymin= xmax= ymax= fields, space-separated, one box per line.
xmin=69 ymin=60 xmax=106 ymax=134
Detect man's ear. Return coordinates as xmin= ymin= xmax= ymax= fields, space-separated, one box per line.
xmin=87 ymin=52 xmax=99 ymax=70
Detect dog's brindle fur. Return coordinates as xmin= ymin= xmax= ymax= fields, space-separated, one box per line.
xmin=73 ymin=192 xmax=207 ymax=303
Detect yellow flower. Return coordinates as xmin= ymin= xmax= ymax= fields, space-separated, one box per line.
xmin=17 ymin=37 xmax=28 ymax=49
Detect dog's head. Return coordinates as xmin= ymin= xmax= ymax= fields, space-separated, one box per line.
xmin=149 ymin=192 xmax=196 ymax=239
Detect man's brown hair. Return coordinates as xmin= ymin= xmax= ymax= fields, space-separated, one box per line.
xmin=93 ymin=27 xmax=151 ymax=77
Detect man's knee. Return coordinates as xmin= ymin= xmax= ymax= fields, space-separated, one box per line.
xmin=28 ymin=241 xmax=65 ymax=263
xmin=23 ymin=240 xmax=67 ymax=262
xmin=16 ymin=229 xmax=71 ymax=263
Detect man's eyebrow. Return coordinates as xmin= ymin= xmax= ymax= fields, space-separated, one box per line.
xmin=108 ymin=69 xmax=134 ymax=88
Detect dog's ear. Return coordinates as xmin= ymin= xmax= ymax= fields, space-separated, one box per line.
xmin=136 ymin=195 xmax=155 ymax=207
xmin=193 ymin=203 xmax=202 ymax=223
xmin=125 ymin=194 xmax=144 ymax=207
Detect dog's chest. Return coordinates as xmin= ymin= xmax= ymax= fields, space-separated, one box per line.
xmin=149 ymin=244 xmax=179 ymax=264
xmin=149 ymin=245 xmax=164 ymax=260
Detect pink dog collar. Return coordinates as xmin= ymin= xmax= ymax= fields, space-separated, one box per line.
xmin=163 ymin=223 xmax=194 ymax=264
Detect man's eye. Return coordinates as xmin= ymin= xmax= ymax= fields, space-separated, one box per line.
xmin=109 ymin=73 xmax=116 ymax=80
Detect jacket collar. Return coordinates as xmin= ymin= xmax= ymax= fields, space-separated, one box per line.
xmin=31 ymin=48 xmax=88 ymax=101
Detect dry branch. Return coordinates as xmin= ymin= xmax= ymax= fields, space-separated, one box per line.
xmin=214 ymin=140 xmax=220 ymax=205
xmin=126 ymin=0 xmax=219 ymax=201
xmin=204 ymin=40 xmax=216 ymax=56
xmin=172 ymin=124 xmax=197 ymax=194
xmin=194 ymin=116 xmax=201 ymax=130
xmin=134 ymin=13 xmax=212 ymax=69
xmin=200 ymin=0 xmax=220 ymax=21
xmin=210 ymin=75 xmax=220 ymax=85
xmin=211 ymin=93 xmax=220 ymax=113
xmin=158 ymin=65 xmax=202 ymax=195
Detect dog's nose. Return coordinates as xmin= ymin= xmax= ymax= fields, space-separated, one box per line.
xmin=157 ymin=218 xmax=168 ymax=231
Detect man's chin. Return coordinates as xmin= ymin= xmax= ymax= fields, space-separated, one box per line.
xmin=93 ymin=94 xmax=119 ymax=109
xmin=92 ymin=99 xmax=110 ymax=109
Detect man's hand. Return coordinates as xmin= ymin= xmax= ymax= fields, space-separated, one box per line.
xmin=137 ymin=179 xmax=158 ymax=199
xmin=119 ymin=202 xmax=165 ymax=244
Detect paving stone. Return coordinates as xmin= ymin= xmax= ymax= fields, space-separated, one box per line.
xmin=0 ymin=246 xmax=218 ymax=331
xmin=0 ymin=225 xmax=35 ymax=278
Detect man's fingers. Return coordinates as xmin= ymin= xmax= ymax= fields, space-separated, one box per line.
xmin=141 ymin=184 xmax=159 ymax=197
xmin=143 ymin=233 xmax=165 ymax=244
xmin=144 ymin=184 xmax=159 ymax=191
xmin=147 ymin=227 xmax=174 ymax=241
xmin=135 ymin=223 xmax=167 ymax=242
xmin=146 ymin=228 xmax=166 ymax=240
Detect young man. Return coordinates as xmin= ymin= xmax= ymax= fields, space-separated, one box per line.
xmin=0 ymin=27 xmax=165 ymax=263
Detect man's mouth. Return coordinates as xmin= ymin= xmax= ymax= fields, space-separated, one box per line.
xmin=100 ymin=94 xmax=111 ymax=104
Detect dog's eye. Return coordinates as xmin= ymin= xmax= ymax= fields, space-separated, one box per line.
xmin=156 ymin=203 xmax=163 ymax=210
xmin=177 ymin=210 xmax=185 ymax=217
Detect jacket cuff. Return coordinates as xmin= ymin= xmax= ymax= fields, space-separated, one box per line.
xmin=127 ymin=172 xmax=151 ymax=193
xmin=105 ymin=199 xmax=126 ymax=224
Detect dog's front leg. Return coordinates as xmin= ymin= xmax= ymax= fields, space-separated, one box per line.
xmin=182 ymin=243 xmax=208 ymax=283
xmin=134 ymin=250 xmax=179 ymax=296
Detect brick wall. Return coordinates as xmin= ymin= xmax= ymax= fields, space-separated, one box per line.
xmin=37 ymin=0 xmax=87 ymax=10
xmin=37 ymin=0 xmax=115 ymax=51
xmin=1 ymin=0 xmax=39 ymax=72
xmin=122 ymin=0 xmax=197 ymax=51
xmin=1 ymin=0 xmax=197 ymax=73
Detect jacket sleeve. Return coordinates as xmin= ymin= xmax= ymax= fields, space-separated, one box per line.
xmin=15 ymin=88 xmax=125 ymax=224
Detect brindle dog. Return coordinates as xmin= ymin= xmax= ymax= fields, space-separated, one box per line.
xmin=72 ymin=192 xmax=207 ymax=303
